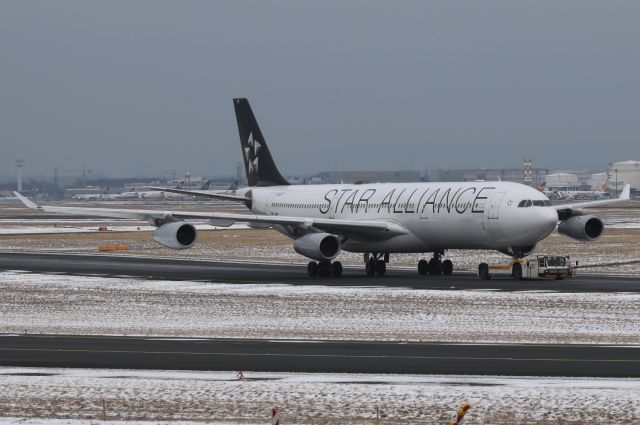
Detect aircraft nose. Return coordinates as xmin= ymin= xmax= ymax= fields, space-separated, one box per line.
xmin=542 ymin=207 xmax=559 ymax=232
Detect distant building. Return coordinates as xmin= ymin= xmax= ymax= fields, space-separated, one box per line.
xmin=543 ymin=172 xmax=590 ymax=191
xmin=427 ymin=168 xmax=548 ymax=188
xmin=608 ymin=160 xmax=640 ymax=193
xmin=314 ymin=170 xmax=420 ymax=184
xmin=589 ymin=173 xmax=608 ymax=191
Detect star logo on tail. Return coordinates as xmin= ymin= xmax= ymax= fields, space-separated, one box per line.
xmin=245 ymin=132 xmax=260 ymax=173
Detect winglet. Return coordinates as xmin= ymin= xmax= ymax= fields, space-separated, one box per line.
xmin=619 ymin=184 xmax=631 ymax=201
xmin=13 ymin=191 xmax=39 ymax=209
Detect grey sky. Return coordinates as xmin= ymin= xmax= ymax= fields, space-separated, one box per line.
xmin=1 ymin=1 xmax=639 ymax=179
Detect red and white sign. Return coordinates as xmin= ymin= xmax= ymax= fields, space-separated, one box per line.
xmin=272 ymin=407 xmax=281 ymax=425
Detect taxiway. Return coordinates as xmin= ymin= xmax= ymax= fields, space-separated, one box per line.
xmin=0 ymin=252 xmax=638 ymax=291
xmin=0 ymin=335 xmax=638 ymax=377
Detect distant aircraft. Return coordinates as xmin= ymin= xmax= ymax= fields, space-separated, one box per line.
xmin=147 ymin=179 xmax=238 ymax=200
xmin=100 ymin=191 xmax=141 ymax=201
xmin=136 ymin=191 xmax=167 ymax=200
xmin=72 ymin=193 xmax=103 ymax=201
xmin=14 ymin=98 xmax=631 ymax=278
xmin=540 ymin=183 xmax=609 ymax=201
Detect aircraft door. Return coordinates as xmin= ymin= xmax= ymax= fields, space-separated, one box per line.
xmin=327 ymin=190 xmax=338 ymax=219
xmin=266 ymin=193 xmax=277 ymax=215
xmin=488 ymin=191 xmax=505 ymax=219
xmin=419 ymin=202 xmax=430 ymax=220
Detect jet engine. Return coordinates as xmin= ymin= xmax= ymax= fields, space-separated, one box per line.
xmin=293 ymin=233 xmax=341 ymax=261
xmin=153 ymin=222 xmax=197 ymax=250
xmin=558 ymin=215 xmax=604 ymax=242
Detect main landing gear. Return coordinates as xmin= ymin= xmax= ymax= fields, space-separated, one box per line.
xmin=417 ymin=251 xmax=453 ymax=276
xmin=364 ymin=252 xmax=389 ymax=277
xmin=307 ymin=260 xmax=343 ymax=278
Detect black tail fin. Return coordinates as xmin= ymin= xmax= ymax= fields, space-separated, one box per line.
xmin=234 ymin=98 xmax=289 ymax=187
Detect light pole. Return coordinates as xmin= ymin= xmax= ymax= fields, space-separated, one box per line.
xmin=615 ymin=168 xmax=618 ymax=197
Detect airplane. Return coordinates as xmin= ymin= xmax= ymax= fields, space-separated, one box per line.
xmin=100 ymin=191 xmax=141 ymax=201
xmin=148 ymin=179 xmax=240 ymax=200
xmin=14 ymin=98 xmax=631 ymax=278
xmin=72 ymin=193 xmax=103 ymax=201
xmin=543 ymin=188 xmax=608 ymax=201
xmin=136 ymin=190 xmax=167 ymax=200
xmin=73 ymin=190 xmax=166 ymax=201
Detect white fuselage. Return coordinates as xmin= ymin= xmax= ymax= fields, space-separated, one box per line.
xmin=101 ymin=192 xmax=141 ymax=201
xmin=249 ymin=181 xmax=559 ymax=253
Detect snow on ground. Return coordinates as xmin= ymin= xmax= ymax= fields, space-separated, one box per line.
xmin=0 ymin=421 xmax=209 ymax=425
xmin=1 ymin=271 xmax=638 ymax=344
xmin=0 ymin=367 xmax=639 ymax=424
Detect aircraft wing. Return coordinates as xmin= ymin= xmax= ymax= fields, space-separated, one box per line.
xmin=13 ymin=192 xmax=408 ymax=237
xmin=554 ymin=184 xmax=631 ymax=220
xmin=147 ymin=187 xmax=249 ymax=202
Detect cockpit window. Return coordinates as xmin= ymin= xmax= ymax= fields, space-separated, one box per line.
xmin=519 ymin=199 xmax=551 ymax=207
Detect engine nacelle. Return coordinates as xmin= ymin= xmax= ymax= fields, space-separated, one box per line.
xmin=498 ymin=244 xmax=537 ymax=258
xmin=153 ymin=222 xmax=197 ymax=250
xmin=558 ymin=215 xmax=604 ymax=242
xmin=293 ymin=233 xmax=341 ymax=261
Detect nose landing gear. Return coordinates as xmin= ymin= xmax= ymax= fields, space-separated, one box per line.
xmin=364 ymin=252 xmax=388 ymax=276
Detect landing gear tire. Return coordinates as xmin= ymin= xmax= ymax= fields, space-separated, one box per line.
xmin=332 ymin=261 xmax=343 ymax=277
xmin=512 ymin=262 xmax=523 ymax=280
xmin=307 ymin=261 xmax=318 ymax=277
xmin=418 ymin=259 xmax=429 ymax=276
xmin=479 ymin=263 xmax=490 ymax=280
xmin=318 ymin=260 xmax=332 ymax=278
xmin=365 ymin=259 xmax=376 ymax=276
xmin=442 ymin=259 xmax=453 ymax=276
xmin=364 ymin=252 xmax=389 ymax=277
xmin=428 ymin=258 xmax=442 ymax=276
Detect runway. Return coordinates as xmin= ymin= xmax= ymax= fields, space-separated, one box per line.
xmin=0 ymin=334 xmax=637 ymax=377
xmin=0 ymin=252 xmax=638 ymax=291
